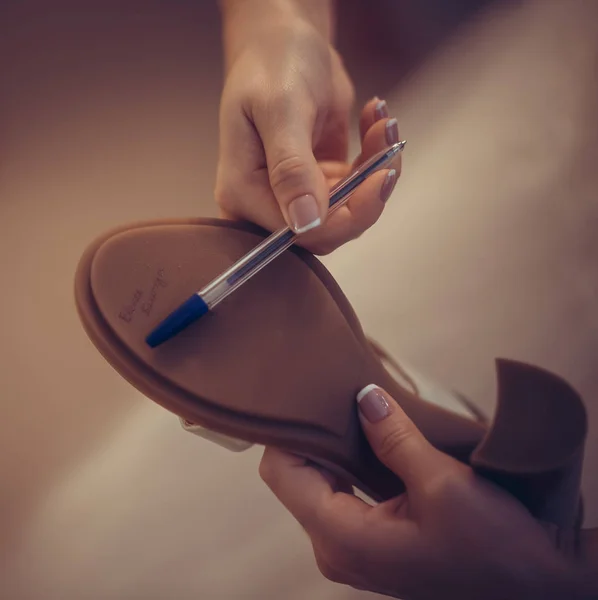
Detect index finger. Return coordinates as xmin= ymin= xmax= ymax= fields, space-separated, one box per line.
xmin=259 ymin=447 xmax=369 ymax=536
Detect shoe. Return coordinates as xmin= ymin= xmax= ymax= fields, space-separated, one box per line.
xmin=75 ymin=217 xmax=587 ymax=528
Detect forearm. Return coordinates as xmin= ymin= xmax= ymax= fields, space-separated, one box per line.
xmin=219 ymin=0 xmax=335 ymax=68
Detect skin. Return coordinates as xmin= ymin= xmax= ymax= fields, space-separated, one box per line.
xmin=260 ymin=388 xmax=594 ymax=599
xmin=217 ymin=0 xmax=401 ymax=254
xmin=217 ymin=1 xmax=598 ymax=597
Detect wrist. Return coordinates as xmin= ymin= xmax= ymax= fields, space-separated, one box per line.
xmin=219 ymin=0 xmax=334 ymax=68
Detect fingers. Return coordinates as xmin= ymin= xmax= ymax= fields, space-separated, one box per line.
xmin=260 ymin=446 xmax=418 ymax=590
xmin=297 ymin=100 xmax=401 ymax=254
xmin=259 ymin=448 xmax=333 ymax=528
xmin=259 ymin=447 xmax=368 ymax=536
xmin=352 ymin=99 xmax=402 ymax=172
xmin=322 ymin=97 xmax=398 ymax=178
xmin=355 ymin=117 xmax=402 ymax=171
xmin=216 ymin=95 xmax=402 ymax=256
xmin=357 ymin=385 xmax=455 ymax=491
xmin=298 ymin=168 xmax=395 ymax=254
xmin=359 ymin=96 xmax=388 ymax=141
xmin=253 ymin=99 xmax=330 ymax=235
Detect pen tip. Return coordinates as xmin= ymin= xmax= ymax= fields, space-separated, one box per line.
xmin=390 ymin=140 xmax=406 ymax=155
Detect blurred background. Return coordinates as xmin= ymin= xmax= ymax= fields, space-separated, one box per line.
xmin=1 ymin=0 xmax=597 ymax=598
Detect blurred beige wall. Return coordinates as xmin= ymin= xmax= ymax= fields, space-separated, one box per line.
xmin=0 ymin=0 xmax=225 ymax=549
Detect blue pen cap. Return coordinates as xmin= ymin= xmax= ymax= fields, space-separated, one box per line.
xmin=146 ymin=294 xmax=209 ymax=348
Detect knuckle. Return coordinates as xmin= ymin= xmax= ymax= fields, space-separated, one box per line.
xmin=347 ymin=82 xmax=356 ymax=108
xmin=311 ymin=502 xmax=363 ymax=582
xmin=268 ymin=154 xmax=310 ymax=193
xmin=424 ymin=466 xmax=469 ymax=503
xmin=436 ymin=468 xmax=470 ymax=495
xmin=340 ymin=78 xmax=356 ymax=114
xmin=254 ymin=85 xmax=305 ymax=123
xmin=214 ymin=181 xmax=236 ymax=213
xmin=320 ymin=529 xmax=362 ymax=574
xmin=331 ymin=50 xmax=355 ymax=110
xmin=266 ymin=88 xmax=295 ymax=112
xmin=258 ymin=455 xmax=276 ymax=488
xmin=315 ymin=545 xmax=353 ymax=584
xmin=313 ymin=497 xmax=337 ymax=531
xmin=377 ymin=426 xmax=413 ymax=462
xmin=315 ymin=552 xmax=343 ymax=583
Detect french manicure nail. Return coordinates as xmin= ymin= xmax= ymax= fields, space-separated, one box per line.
xmin=288 ymin=194 xmax=321 ymax=234
xmin=374 ymin=99 xmax=388 ymax=121
xmin=380 ymin=169 xmax=397 ymax=203
xmin=357 ymin=384 xmax=390 ymax=423
xmin=385 ymin=118 xmax=399 ymax=145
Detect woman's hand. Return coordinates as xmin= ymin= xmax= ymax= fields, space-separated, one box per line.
xmin=216 ymin=0 xmax=401 ymax=255
xmin=260 ymin=386 xmax=587 ymax=599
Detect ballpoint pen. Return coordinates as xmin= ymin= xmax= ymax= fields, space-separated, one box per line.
xmin=146 ymin=140 xmax=406 ymax=347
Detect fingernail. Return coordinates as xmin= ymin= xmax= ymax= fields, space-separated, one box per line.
xmin=357 ymin=384 xmax=390 ymax=423
xmin=380 ymin=169 xmax=397 ymax=203
xmin=385 ymin=118 xmax=399 ymax=145
xmin=374 ymin=99 xmax=388 ymax=121
xmin=288 ymin=194 xmax=321 ymax=234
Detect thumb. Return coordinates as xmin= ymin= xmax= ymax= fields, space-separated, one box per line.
xmin=255 ymin=105 xmax=329 ymax=234
xmin=357 ymin=384 xmax=451 ymax=490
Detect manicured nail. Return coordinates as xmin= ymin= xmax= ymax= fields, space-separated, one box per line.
xmin=357 ymin=384 xmax=390 ymax=423
xmin=380 ymin=169 xmax=397 ymax=203
xmin=288 ymin=194 xmax=321 ymax=234
xmin=374 ymin=99 xmax=388 ymax=121
xmin=385 ymin=118 xmax=399 ymax=145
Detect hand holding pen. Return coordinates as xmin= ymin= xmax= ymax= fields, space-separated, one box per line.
xmin=216 ymin=96 xmax=403 ymax=255
xmin=147 ymin=136 xmax=405 ymax=348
